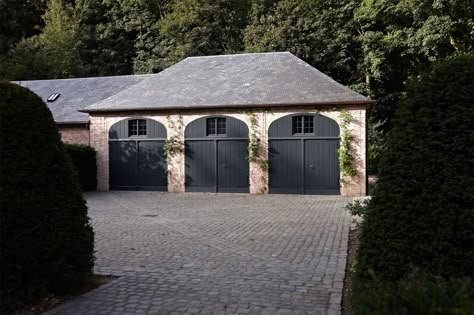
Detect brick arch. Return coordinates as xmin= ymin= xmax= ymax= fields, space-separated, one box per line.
xmin=184 ymin=115 xmax=249 ymax=139
xmin=268 ymin=113 xmax=340 ymax=138
xmin=109 ymin=117 xmax=167 ymax=140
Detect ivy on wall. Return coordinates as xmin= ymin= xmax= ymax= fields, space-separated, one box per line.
xmin=338 ymin=110 xmax=357 ymax=178
xmin=163 ymin=115 xmax=184 ymax=163
xmin=246 ymin=112 xmax=269 ymax=194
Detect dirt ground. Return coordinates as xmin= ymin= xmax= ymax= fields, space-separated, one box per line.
xmin=342 ymin=228 xmax=359 ymax=315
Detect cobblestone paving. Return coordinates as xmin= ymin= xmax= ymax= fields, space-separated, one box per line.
xmin=46 ymin=192 xmax=351 ymax=315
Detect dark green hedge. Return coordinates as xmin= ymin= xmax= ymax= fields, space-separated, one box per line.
xmin=354 ymin=55 xmax=474 ymax=284
xmin=0 ymin=82 xmax=95 ymax=311
xmin=64 ymin=143 xmax=97 ymax=191
xmin=352 ymin=271 xmax=473 ymax=314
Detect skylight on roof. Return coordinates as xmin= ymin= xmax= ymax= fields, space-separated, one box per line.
xmin=47 ymin=93 xmax=60 ymax=102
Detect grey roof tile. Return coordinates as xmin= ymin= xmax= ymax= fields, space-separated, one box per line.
xmin=84 ymin=52 xmax=371 ymax=113
xmin=15 ymin=75 xmax=152 ymax=123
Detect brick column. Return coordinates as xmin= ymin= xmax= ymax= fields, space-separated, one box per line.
xmin=166 ymin=115 xmax=185 ymax=193
xmin=340 ymin=109 xmax=367 ymax=196
xmin=249 ymin=112 xmax=269 ymax=194
xmin=89 ymin=116 xmax=109 ymax=191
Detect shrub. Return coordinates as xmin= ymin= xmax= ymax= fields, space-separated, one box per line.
xmin=367 ymin=120 xmax=385 ymax=175
xmin=345 ymin=198 xmax=370 ymax=218
xmin=64 ymin=143 xmax=97 ymax=191
xmin=354 ymin=55 xmax=474 ymax=284
xmin=352 ymin=271 xmax=474 ymax=315
xmin=0 ymin=82 xmax=94 ymax=311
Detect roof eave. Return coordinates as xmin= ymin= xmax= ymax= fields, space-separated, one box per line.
xmin=56 ymin=121 xmax=89 ymax=125
xmin=81 ymin=99 xmax=375 ymax=114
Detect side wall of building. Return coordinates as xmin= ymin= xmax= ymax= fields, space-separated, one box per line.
xmin=58 ymin=124 xmax=90 ymax=145
xmin=90 ymin=106 xmax=366 ymax=196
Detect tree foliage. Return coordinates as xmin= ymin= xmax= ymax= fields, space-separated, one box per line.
xmin=356 ymin=0 xmax=474 ymax=130
xmin=354 ymin=55 xmax=474 ymax=284
xmin=0 ymin=0 xmax=47 ymax=55
xmin=0 ymin=0 xmax=472 ymax=142
xmin=124 ymin=0 xmax=168 ymax=73
xmin=75 ymin=0 xmax=146 ymax=76
xmin=0 ymin=82 xmax=95 ymax=311
xmin=157 ymin=0 xmax=250 ymax=70
xmin=0 ymin=0 xmax=82 ymax=80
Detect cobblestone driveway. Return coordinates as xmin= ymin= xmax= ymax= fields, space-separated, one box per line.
xmin=46 ymin=192 xmax=351 ymax=315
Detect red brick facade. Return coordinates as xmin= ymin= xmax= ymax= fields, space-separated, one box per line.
xmin=89 ymin=105 xmax=367 ymax=196
xmin=58 ymin=124 xmax=90 ymax=145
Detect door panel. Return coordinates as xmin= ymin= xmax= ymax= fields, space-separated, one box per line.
xmin=109 ymin=141 xmax=138 ymax=190
xmin=304 ymin=140 xmax=340 ymax=194
xmin=217 ymin=140 xmax=249 ymax=193
xmin=185 ymin=141 xmax=216 ymax=192
xmin=138 ymin=141 xmax=167 ymax=190
xmin=268 ymin=140 xmax=303 ymax=194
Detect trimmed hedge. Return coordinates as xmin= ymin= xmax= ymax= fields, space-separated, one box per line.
xmin=352 ymin=271 xmax=473 ymax=314
xmin=0 ymin=82 xmax=94 ymax=311
xmin=353 ymin=55 xmax=474 ymax=283
xmin=64 ymin=144 xmax=97 ymax=191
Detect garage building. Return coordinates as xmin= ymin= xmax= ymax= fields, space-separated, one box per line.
xmin=15 ymin=52 xmax=370 ymax=196
xmin=81 ymin=52 xmax=371 ymax=196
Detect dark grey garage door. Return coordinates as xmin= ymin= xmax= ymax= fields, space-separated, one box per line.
xmin=268 ymin=114 xmax=340 ymax=195
xmin=185 ymin=116 xmax=249 ymax=193
xmin=109 ymin=118 xmax=167 ymax=191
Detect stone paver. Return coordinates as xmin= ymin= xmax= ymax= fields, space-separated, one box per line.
xmin=45 ymin=192 xmax=350 ymax=315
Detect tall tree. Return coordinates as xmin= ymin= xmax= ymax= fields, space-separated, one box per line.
xmin=0 ymin=0 xmax=47 ymax=55
xmin=157 ymin=0 xmax=250 ymax=70
xmin=0 ymin=0 xmax=83 ymax=80
xmin=244 ymin=0 xmax=363 ymax=87
xmin=74 ymin=0 xmax=136 ymax=76
xmin=73 ymin=0 xmax=168 ymax=76
xmin=38 ymin=0 xmax=83 ymax=77
xmin=123 ymin=0 xmax=168 ymax=74
xmin=355 ymin=0 xmax=474 ymax=131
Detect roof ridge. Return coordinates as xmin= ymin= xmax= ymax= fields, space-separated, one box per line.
xmin=15 ymin=73 xmax=155 ymax=84
xmin=82 ymin=61 xmax=190 ymax=112
xmin=286 ymin=53 xmax=369 ymax=99
xmin=185 ymin=51 xmax=292 ymax=60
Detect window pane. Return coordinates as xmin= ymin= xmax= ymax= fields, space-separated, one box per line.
xmin=138 ymin=119 xmax=147 ymax=136
xmin=128 ymin=120 xmax=138 ymax=136
xmin=217 ymin=118 xmax=226 ymax=135
xmin=293 ymin=116 xmax=303 ymax=134
xmin=304 ymin=116 xmax=314 ymax=134
xmin=207 ymin=118 xmax=216 ymax=135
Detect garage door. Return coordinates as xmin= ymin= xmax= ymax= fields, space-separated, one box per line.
xmin=185 ymin=116 xmax=249 ymax=193
xmin=109 ymin=118 xmax=167 ymax=191
xmin=268 ymin=114 xmax=340 ymax=195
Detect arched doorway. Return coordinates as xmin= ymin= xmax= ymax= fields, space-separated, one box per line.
xmin=268 ymin=113 xmax=340 ymax=194
xmin=109 ymin=118 xmax=167 ymax=190
xmin=185 ymin=116 xmax=249 ymax=193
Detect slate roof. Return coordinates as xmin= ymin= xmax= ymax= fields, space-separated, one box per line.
xmin=84 ymin=52 xmax=371 ymax=113
xmin=15 ymin=75 xmax=151 ymax=123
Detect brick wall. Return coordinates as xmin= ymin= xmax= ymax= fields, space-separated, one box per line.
xmin=58 ymin=124 xmax=90 ymax=145
xmin=89 ymin=105 xmax=367 ymax=196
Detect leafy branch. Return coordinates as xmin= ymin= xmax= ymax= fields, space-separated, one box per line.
xmin=164 ymin=115 xmax=184 ymax=162
xmin=338 ymin=110 xmax=357 ymax=178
